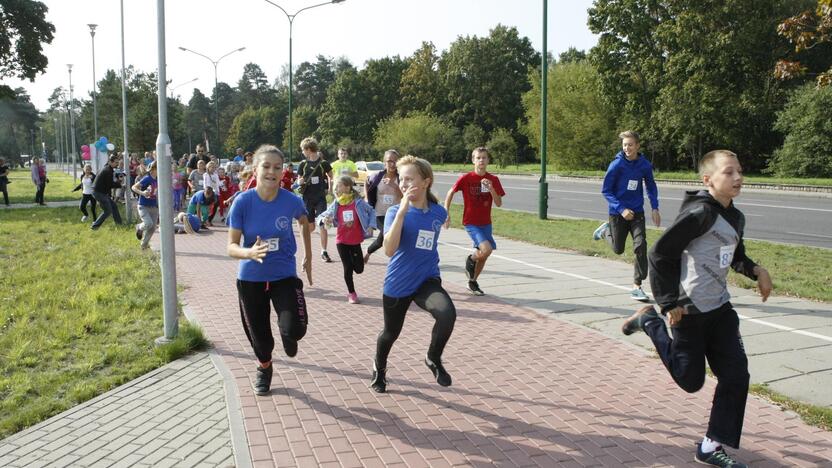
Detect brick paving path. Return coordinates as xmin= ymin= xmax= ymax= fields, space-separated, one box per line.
xmin=174 ymin=223 xmax=832 ymax=468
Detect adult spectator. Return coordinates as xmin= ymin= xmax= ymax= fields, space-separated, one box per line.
xmin=31 ymin=157 xmax=47 ymax=205
xmin=91 ymin=155 xmax=124 ymax=229
xmin=187 ymin=144 xmax=211 ymax=172
xmin=233 ymin=147 xmax=245 ymax=163
xmin=0 ymin=157 xmax=10 ymax=206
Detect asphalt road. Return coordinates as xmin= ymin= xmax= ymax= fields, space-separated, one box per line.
xmin=433 ymin=173 xmax=832 ymax=249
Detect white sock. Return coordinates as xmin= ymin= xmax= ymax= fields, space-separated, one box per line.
xmin=700 ymin=436 xmax=721 ymax=453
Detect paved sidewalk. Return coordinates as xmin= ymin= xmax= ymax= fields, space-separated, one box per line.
xmin=171 ymin=222 xmax=830 ymax=467
xmin=0 ymin=353 xmax=234 ymax=467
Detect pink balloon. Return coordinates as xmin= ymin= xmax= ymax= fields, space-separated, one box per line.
xmin=81 ymin=153 xmax=91 ymax=160
xmin=81 ymin=145 xmax=90 ymax=152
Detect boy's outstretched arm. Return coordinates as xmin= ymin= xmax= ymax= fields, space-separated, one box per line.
xmin=443 ymin=188 xmax=456 ymax=229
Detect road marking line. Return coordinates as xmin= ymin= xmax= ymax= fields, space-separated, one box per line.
xmin=786 ymin=231 xmax=832 ymax=240
xmin=440 ymin=239 xmax=832 ymax=342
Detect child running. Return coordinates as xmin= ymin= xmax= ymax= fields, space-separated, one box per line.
xmin=621 ymin=150 xmax=772 ymax=468
xmin=317 ymin=176 xmax=376 ymax=304
xmin=443 ymin=147 xmax=505 ymax=296
xmin=370 ymin=155 xmax=456 ymax=394
xmin=593 ymin=130 xmax=660 ymax=302
xmin=72 ymin=164 xmax=97 ymax=222
xmin=131 ymin=161 xmax=159 ymax=250
xmin=227 ymin=145 xmax=313 ymax=396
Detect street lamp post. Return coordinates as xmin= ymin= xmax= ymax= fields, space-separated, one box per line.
xmin=119 ymin=0 xmax=133 ymax=222
xmin=54 ymin=117 xmax=61 ymax=168
xmin=169 ymin=77 xmax=198 ymax=99
xmin=88 ymin=24 xmax=99 ymax=140
xmin=177 ymin=47 xmax=244 ymax=156
xmin=68 ymin=64 xmax=78 ymax=183
xmin=538 ymin=0 xmax=549 ymax=220
xmin=262 ymin=0 xmax=346 ymax=160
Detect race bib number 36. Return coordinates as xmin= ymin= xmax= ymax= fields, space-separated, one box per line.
xmin=266 ymin=238 xmax=280 ymax=252
xmin=719 ymin=244 xmax=735 ymax=269
xmin=415 ymin=229 xmax=435 ymax=250
xmin=627 ymin=179 xmax=638 ymax=191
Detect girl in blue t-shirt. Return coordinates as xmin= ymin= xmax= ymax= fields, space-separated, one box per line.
xmin=370 ymin=155 xmax=456 ymax=394
xmin=226 ymin=145 xmax=313 ymax=396
xmin=131 ymin=161 xmax=159 ymax=249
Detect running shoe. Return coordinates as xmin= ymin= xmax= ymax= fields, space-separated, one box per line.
xmin=695 ymin=443 xmax=747 ymax=468
xmin=321 ymin=251 xmax=332 ymax=263
xmin=281 ymin=334 xmax=298 ymax=357
xmin=135 ymin=225 xmax=142 ymax=241
xmin=468 ymin=281 xmax=485 ymax=296
xmin=81 ymin=215 xmax=88 ymax=222
xmin=592 ymin=221 xmax=609 ymax=241
xmin=425 ymin=356 xmax=452 ymax=387
xmin=370 ymin=362 xmax=387 ymax=393
xmin=465 ymin=255 xmax=476 ymax=280
xmin=348 ymin=292 xmax=360 ymax=304
xmin=631 ymin=287 xmax=650 ymax=302
xmin=254 ymin=364 xmax=273 ymax=396
xmin=622 ymin=305 xmax=660 ymax=336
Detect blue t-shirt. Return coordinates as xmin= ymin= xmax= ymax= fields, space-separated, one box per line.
xmin=137 ymin=175 xmax=158 ymax=207
xmin=228 ymin=189 xmax=308 ymax=282
xmin=187 ymin=214 xmax=201 ymax=232
xmin=383 ymin=202 xmax=447 ymax=298
xmin=189 ymin=190 xmax=210 ymax=206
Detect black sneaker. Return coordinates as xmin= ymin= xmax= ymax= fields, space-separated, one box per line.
xmin=281 ymin=334 xmax=298 ymax=357
xmin=370 ymin=362 xmax=387 ymax=393
xmin=321 ymin=251 xmax=332 ymax=263
xmin=695 ymin=443 xmax=747 ymax=468
xmin=621 ymin=305 xmax=660 ymax=336
xmin=254 ymin=365 xmax=273 ymax=396
xmin=135 ymin=225 xmax=142 ymax=241
xmin=465 ymin=255 xmax=476 ymax=280
xmin=468 ymin=281 xmax=485 ymax=296
xmin=425 ymin=356 xmax=452 ymax=387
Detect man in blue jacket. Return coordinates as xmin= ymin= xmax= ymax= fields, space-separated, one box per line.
xmin=593 ymin=131 xmax=661 ymax=301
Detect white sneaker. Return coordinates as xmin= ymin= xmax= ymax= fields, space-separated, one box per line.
xmin=81 ymin=216 xmax=88 ymax=222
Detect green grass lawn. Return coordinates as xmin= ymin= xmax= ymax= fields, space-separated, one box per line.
xmin=0 ymin=207 xmax=207 ymax=439
xmin=4 ymin=167 xmax=84 ymax=204
xmin=432 ymin=163 xmax=832 ymax=187
xmin=447 ymin=204 xmax=832 ymax=303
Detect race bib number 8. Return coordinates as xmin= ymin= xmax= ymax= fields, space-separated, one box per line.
xmin=719 ymin=244 xmax=735 ymax=269
xmin=416 ymin=229 xmax=435 ymax=250
xmin=266 ymin=238 xmax=280 ymax=252
xmin=627 ymin=180 xmax=638 ymax=191
xmin=342 ymin=210 xmax=354 ymax=223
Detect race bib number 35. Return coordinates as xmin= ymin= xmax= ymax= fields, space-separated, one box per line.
xmin=415 ymin=229 xmax=435 ymax=250
xmin=719 ymin=244 xmax=735 ymax=269
xmin=266 ymin=238 xmax=280 ymax=252
xmin=627 ymin=180 xmax=638 ymax=191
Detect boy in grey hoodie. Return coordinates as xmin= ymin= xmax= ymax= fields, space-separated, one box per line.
xmin=621 ymin=150 xmax=772 ymax=468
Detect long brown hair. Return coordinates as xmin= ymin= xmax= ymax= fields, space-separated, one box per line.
xmin=396 ymin=155 xmax=438 ymax=204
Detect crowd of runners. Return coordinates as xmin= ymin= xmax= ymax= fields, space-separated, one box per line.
xmin=61 ymin=130 xmax=772 ymax=467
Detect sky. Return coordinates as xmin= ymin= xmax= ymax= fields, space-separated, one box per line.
xmin=9 ymin=0 xmax=599 ymax=111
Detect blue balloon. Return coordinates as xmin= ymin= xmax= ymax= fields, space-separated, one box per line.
xmin=101 ymin=136 xmax=108 ymax=144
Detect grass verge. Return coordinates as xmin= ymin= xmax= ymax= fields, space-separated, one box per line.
xmin=4 ymin=167 xmax=83 ymax=204
xmin=447 ymin=204 xmax=832 ymax=303
xmin=431 ymin=163 xmax=832 ymax=187
xmin=0 ymin=207 xmax=208 ymax=439
xmin=749 ymin=384 xmax=832 ymax=431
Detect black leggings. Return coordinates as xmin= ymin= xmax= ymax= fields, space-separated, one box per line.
xmin=79 ymin=194 xmax=97 ymax=218
xmin=375 ymin=277 xmax=456 ymax=370
xmin=336 ymin=243 xmax=364 ymax=293
xmin=1 ymin=185 xmax=7 ymax=205
xmin=35 ymin=182 xmax=46 ymax=204
xmin=237 ymin=277 xmax=308 ymax=363
xmin=366 ymin=216 xmax=386 ymax=255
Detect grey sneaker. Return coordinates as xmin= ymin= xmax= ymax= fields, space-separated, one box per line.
xmin=592 ymin=222 xmax=609 ymax=241
xmin=630 ymin=287 xmax=650 ymax=302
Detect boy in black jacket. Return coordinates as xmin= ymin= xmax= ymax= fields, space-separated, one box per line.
xmin=621 ymin=150 xmax=772 ymax=468
xmin=91 ymin=155 xmax=124 ymax=229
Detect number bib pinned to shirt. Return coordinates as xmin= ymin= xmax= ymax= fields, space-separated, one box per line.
xmin=416 ymin=229 xmax=435 ymax=250
xmin=719 ymin=244 xmax=735 ymax=269
xmin=265 ymin=238 xmax=280 ymax=252
xmin=627 ymin=180 xmax=638 ymax=190
xmin=342 ymin=210 xmax=354 ymax=223
xmin=310 ymin=176 xmax=320 ymax=185
xmin=382 ymin=194 xmax=394 ymax=205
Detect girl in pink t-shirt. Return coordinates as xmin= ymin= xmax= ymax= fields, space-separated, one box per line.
xmin=319 ymin=176 xmax=376 ymax=304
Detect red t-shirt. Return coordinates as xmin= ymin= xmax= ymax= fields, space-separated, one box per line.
xmin=335 ymin=202 xmax=365 ymax=245
xmin=281 ymin=169 xmax=297 ymax=191
xmin=450 ymin=171 xmax=505 ymax=226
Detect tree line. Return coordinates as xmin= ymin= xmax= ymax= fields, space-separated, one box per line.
xmin=2 ymin=1 xmax=831 ymax=176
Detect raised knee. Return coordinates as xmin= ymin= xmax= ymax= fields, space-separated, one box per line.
xmin=678 ymin=374 xmax=706 ymax=393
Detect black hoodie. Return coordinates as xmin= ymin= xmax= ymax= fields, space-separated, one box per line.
xmin=648 ymin=190 xmax=758 ymax=315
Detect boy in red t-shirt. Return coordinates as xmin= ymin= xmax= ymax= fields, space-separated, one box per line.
xmin=443 ymin=147 xmax=505 ymax=295
xmin=217 ymin=167 xmax=233 ymax=220
xmin=281 ymin=163 xmax=298 ymax=191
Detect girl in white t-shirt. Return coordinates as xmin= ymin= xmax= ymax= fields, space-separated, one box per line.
xmin=72 ymin=164 xmax=97 ymax=222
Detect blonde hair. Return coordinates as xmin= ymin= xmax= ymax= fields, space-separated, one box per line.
xmin=253 ymin=144 xmax=285 ymax=167
xmin=618 ymin=130 xmax=640 ymax=142
xmin=335 ymin=175 xmax=361 ymax=198
xmin=699 ymin=150 xmax=738 ymax=177
xmin=300 ymin=137 xmax=319 ymax=152
xmin=239 ymin=167 xmax=254 ymax=185
xmin=397 ymin=155 xmax=438 ymax=204
xmin=471 ymin=146 xmax=490 ymax=159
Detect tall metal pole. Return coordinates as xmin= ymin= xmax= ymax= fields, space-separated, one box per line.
xmin=119 ymin=0 xmax=132 ymax=223
xmin=54 ymin=118 xmax=61 ymax=167
xmin=156 ymin=0 xmax=178 ymax=343
xmin=213 ymin=63 xmax=220 ymax=155
xmin=68 ymin=65 xmax=78 ymax=183
xmin=89 ymin=24 xmax=99 ymax=140
xmin=63 ymin=102 xmax=70 ymax=172
xmin=538 ymin=0 xmax=549 ymax=220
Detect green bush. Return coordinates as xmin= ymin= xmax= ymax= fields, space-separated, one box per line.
xmin=767 ymin=84 xmax=832 ymax=177
xmin=486 ymin=128 xmax=517 ymax=168
xmin=373 ymin=112 xmax=462 ymax=163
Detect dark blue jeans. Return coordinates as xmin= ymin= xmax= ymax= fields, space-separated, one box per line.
xmin=91 ymin=191 xmax=123 ymax=227
xmin=643 ymin=303 xmax=749 ymax=448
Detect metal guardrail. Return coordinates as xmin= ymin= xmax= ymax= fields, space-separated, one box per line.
xmin=548 ymin=174 xmax=832 ymax=194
